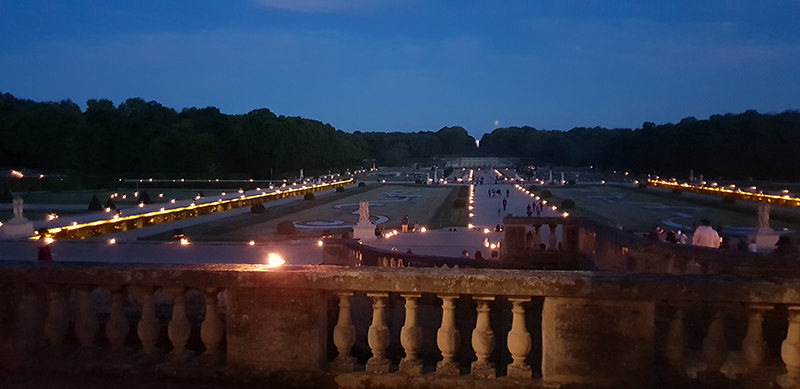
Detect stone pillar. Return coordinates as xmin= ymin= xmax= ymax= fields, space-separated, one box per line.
xmin=226 ymin=287 xmax=327 ymax=371
xmin=778 ymin=306 xmax=800 ymax=388
xmin=471 ymin=296 xmax=496 ymax=379
xmin=73 ymin=286 xmax=99 ymax=360
xmin=664 ymin=302 xmax=691 ymax=376
xmin=507 ymin=297 xmax=532 ymax=379
xmin=701 ymin=305 xmax=727 ymax=376
xmin=331 ymin=292 xmax=356 ymax=373
xmin=501 ymin=225 xmax=526 ymax=263
xmin=165 ymin=287 xmax=192 ymax=363
xmin=436 ymin=294 xmax=460 ymax=376
xmin=366 ymin=293 xmax=390 ymax=374
xmin=399 ymin=294 xmax=423 ymax=376
xmin=17 ymin=286 xmax=42 ymax=362
xmin=135 ymin=287 xmax=162 ymax=362
xmin=43 ymin=287 xmax=68 ymax=358
xmin=105 ymin=286 xmax=131 ymax=362
xmin=742 ymin=304 xmax=772 ymax=373
xmin=198 ymin=288 xmax=224 ymax=366
xmin=542 ymin=297 xmax=654 ymax=386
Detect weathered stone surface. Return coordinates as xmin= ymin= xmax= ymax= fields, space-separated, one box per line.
xmin=226 ymin=287 xmax=326 ymax=371
xmin=542 ymin=297 xmax=654 ymax=386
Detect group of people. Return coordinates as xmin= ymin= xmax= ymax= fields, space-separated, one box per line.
xmin=374 ymin=215 xmax=420 ymax=238
xmin=526 ymin=201 xmax=544 ymax=217
xmin=461 ymin=249 xmax=499 ymax=260
xmin=488 ymin=189 xmax=509 ymax=197
xmin=647 ymin=219 xmax=797 ymax=254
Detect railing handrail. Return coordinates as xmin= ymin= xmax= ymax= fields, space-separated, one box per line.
xmin=331 ymin=238 xmax=503 ymax=268
xmin=4 ymin=260 xmax=800 ymax=304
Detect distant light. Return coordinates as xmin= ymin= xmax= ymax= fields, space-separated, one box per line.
xmin=317 ymin=240 xmax=324 ymax=247
xmin=138 ymin=202 xmax=145 ymax=208
xmin=265 ymin=253 xmax=285 ymax=268
xmin=420 ymin=227 xmax=427 ymax=233
xmin=108 ymin=238 xmax=116 ymax=244
xmin=468 ymin=223 xmax=474 ymax=229
xmin=170 ymin=199 xmax=176 ymax=203
xmin=47 ymin=213 xmax=59 ymax=220
xmin=483 ymin=228 xmax=490 ymax=234
xmin=159 ymin=193 xmax=164 ymax=198
xmin=44 ymin=237 xmax=55 ymax=245
xmin=180 ymin=238 xmax=190 ymax=245
xmin=249 ymin=241 xmax=255 ymax=246
xmin=562 ymin=212 xmax=569 ymax=218
xmin=490 ymin=243 xmax=497 ymax=249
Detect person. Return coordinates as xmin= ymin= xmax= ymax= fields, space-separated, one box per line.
xmin=474 ymin=250 xmax=484 ymax=260
xmin=495 ymin=224 xmax=502 ymax=232
xmin=676 ymin=230 xmax=688 ymax=245
xmin=413 ymin=222 xmax=420 ymax=232
xmin=526 ymin=204 xmax=532 ymax=217
xmin=401 ymin=215 xmax=409 ymax=233
xmin=502 ymin=198 xmax=507 ymax=210
xmin=536 ymin=202 xmax=542 ymax=217
xmin=37 ymin=228 xmax=52 ymax=262
xmin=720 ymin=237 xmax=731 ymax=250
xmin=646 ymin=226 xmax=660 ymax=242
xmin=506 ymin=189 xmax=510 ymax=197
xmin=748 ymin=240 xmax=758 ymax=253
xmin=406 ymin=248 xmax=414 ymax=254
xmin=497 ymin=203 xmax=502 ymax=216
xmin=461 ymin=250 xmax=470 ymax=257
xmin=490 ymin=251 xmax=499 ymax=260
xmin=692 ymin=219 xmax=720 ymax=248
xmin=374 ymin=224 xmax=383 ymax=238
xmin=737 ymin=239 xmax=748 ymax=251
xmin=665 ymin=230 xmax=677 ymax=244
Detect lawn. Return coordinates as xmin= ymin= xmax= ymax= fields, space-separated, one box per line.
xmin=545 ymin=185 xmax=800 ymax=234
xmin=147 ymin=184 xmax=457 ymax=242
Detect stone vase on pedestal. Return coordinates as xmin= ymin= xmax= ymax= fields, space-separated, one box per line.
xmin=748 ymin=227 xmax=779 ymax=253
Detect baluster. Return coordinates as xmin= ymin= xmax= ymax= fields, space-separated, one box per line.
xmin=17 ymin=285 xmax=41 ymax=363
xmin=399 ymin=294 xmax=423 ymax=375
xmin=507 ymin=297 xmax=532 ymax=379
xmin=700 ymin=304 xmax=728 ymax=381
xmin=533 ymin=225 xmax=542 ymax=248
xmin=105 ymin=286 xmax=131 ymax=362
xmin=548 ymin=224 xmax=558 ymax=250
xmin=165 ymin=287 xmax=192 ymax=363
xmin=664 ymin=301 xmax=691 ymax=376
xmin=73 ymin=285 xmax=99 ymax=360
xmin=778 ymin=306 xmax=800 ymax=388
xmin=742 ymin=304 xmax=772 ymax=373
xmin=198 ymin=288 xmax=224 ymax=366
xmin=471 ymin=296 xmax=496 ymax=379
xmin=331 ymin=292 xmax=356 ymax=373
xmin=135 ymin=287 xmax=162 ymax=362
xmin=43 ymin=286 xmax=68 ymax=358
xmin=366 ymin=293 xmax=390 ymax=374
xmin=436 ymin=294 xmax=460 ymax=376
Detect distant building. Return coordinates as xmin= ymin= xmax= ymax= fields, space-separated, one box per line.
xmin=442 ymin=157 xmax=518 ymax=168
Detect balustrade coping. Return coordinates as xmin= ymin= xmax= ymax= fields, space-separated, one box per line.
xmin=3 ymin=261 xmax=800 ymax=304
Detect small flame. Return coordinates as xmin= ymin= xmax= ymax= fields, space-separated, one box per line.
xmin=266 ymin=253 xmax=285 ymax=267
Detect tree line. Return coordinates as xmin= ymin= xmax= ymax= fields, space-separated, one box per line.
xmin=0 ymin=92 xmax=475 ymax=179
xmin=1 ymin=91 xmax=798 ymax=181
xmin=479 ymin=110 xmax=800 ymax=181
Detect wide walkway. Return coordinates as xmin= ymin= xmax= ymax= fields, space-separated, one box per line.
xmin=368 ymin=170 xmax=560 ymax=258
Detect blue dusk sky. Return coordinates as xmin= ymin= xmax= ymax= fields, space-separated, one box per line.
xmin=1 ymin=1 xmax=799 ymax=138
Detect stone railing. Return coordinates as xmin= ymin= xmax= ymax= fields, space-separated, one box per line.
xmin=5 ymin=261 xmax=800 ymax=387
xmin=502 ymin=216 xmax=800 ymax=276
xmin=322 ymin=238 xmax=503 ymax=269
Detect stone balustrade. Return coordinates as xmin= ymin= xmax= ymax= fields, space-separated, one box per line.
xmin=5 ymin=261 xmax=800 ymax=387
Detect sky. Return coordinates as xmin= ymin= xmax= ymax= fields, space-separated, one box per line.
xmin=1 ymin=1 xmax=799 ymax=139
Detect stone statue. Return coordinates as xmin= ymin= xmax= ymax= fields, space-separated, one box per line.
xmin=757 ymin=203 xmax=771 ymax=229
xmin=12 ymin=198 xmax=24 ymax=220
xmin=358 ymin=201 xmax=370 ymax=222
